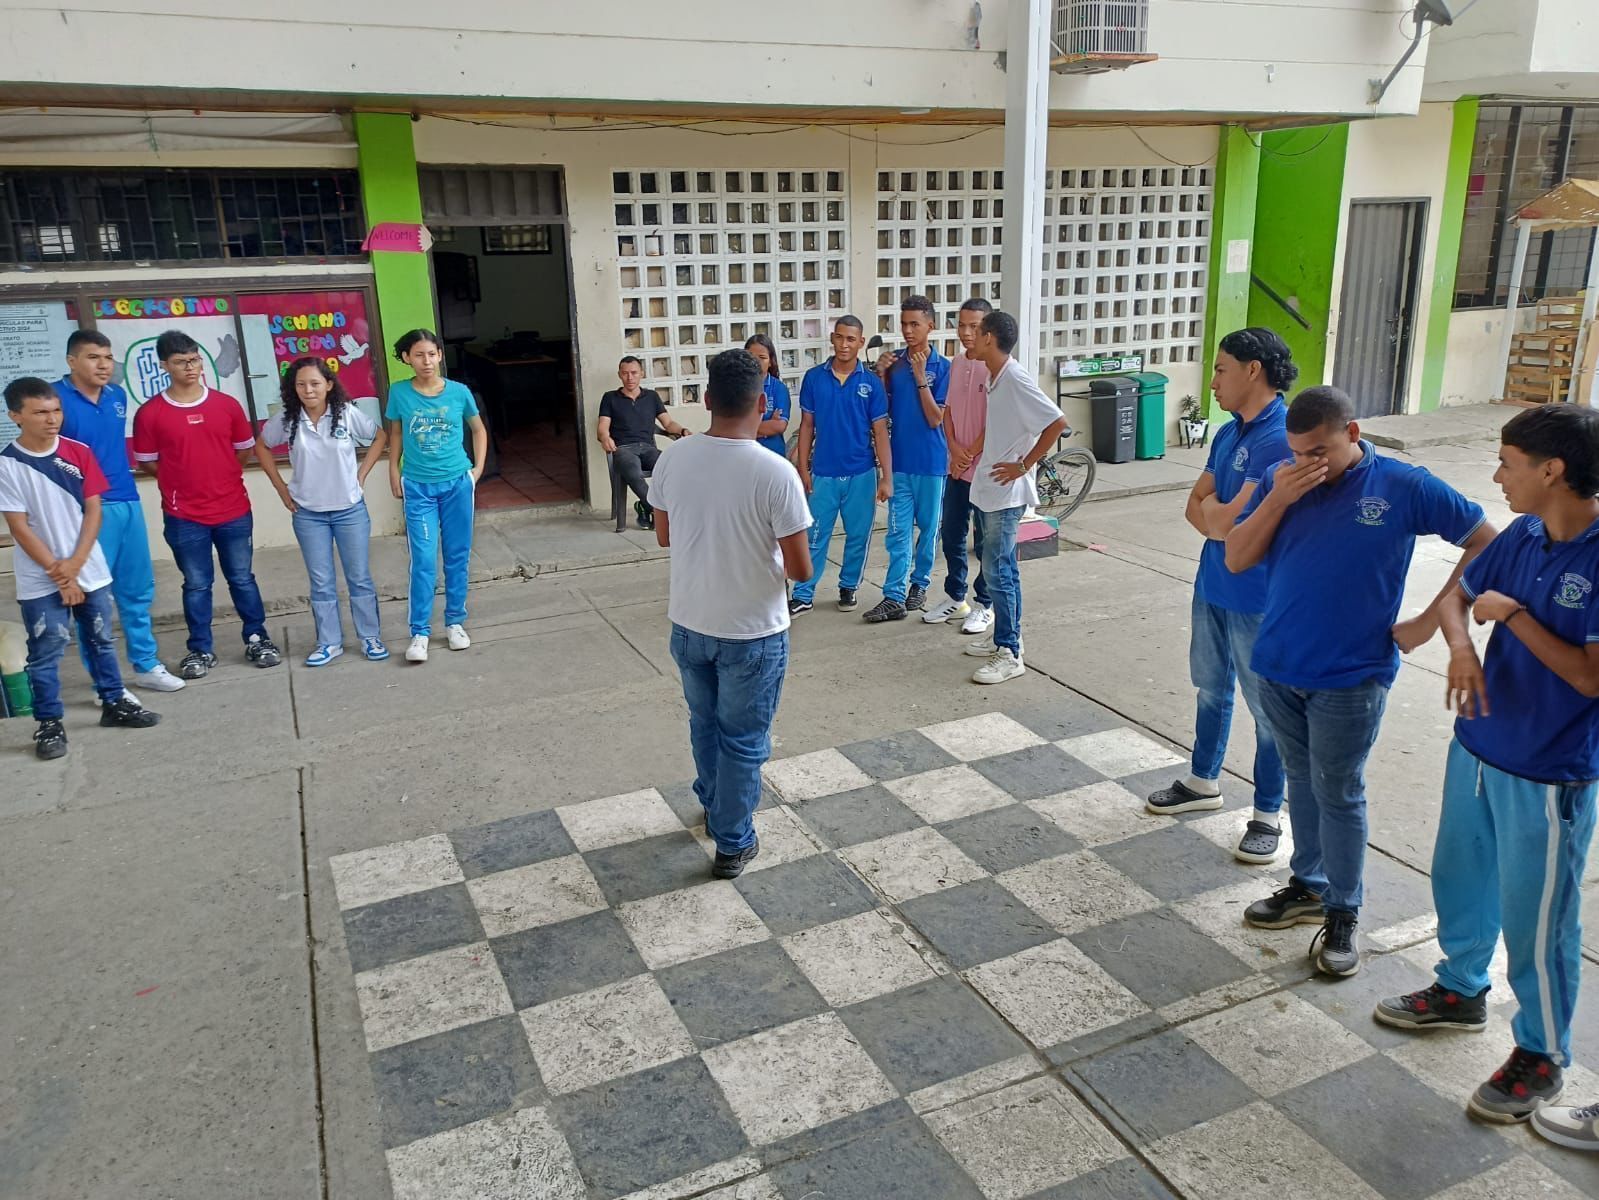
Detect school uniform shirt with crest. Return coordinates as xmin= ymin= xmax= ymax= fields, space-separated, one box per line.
xmin=54 ymin=377 xmax=139 ymax=503
xmin=261 ymin=404 xmax=380 ymax=512
xmin=1196 ymin=396 xmax=1290 ymax=614
xmin=1245 ymin=440 xmax=1485 ymax=690
xmin=0 ymin=436 xmax=113 ymax=601
xmin=798 ymin=360 xmax=888 ymax=478
xmin=1457 ymin=515 xmax=1599 ymax=782
xmin=131 ymin=388 xmax=256 ymax=525
xmin=883 ymin=347 xmax=951 ymax=476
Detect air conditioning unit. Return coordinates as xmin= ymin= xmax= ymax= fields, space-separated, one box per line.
xmin=1051 ymin=1 xmax=1157 ymax=74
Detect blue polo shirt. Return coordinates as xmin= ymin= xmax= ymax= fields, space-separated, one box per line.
xmin=759 ymin=376 xmax=791 ymax=457
xmin=799 ymin=359 xmax=888 ymax=478
xmin=1247 ymin=442 xmax=1485 ymax=690
xmin=54 ymin=376 xmax=140 ymax=503
xmin=1195 ymin=396 xmax=1290 ymax=614
xmin=1456 ymin=515 xmax=1599 ymax=782
xmin=885 ymin=347 xmax=951 ymax=476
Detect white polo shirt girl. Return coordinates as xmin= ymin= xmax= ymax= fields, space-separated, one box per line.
xmin=261 ymin=404 xmax=380 ymax=512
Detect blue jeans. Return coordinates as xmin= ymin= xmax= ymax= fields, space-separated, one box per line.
xmin=1190 ymin=595 xmax=1285 ymax=812
xmin=77 ymin=499 xmax=159 ymax=675
xmin=1432 ymin=738 xmax=1597 ymax=1064
xmin=940 ymin=477 xmax=989 ymax=607
xmin=670 ymin=624 xmax=789 ymax=854
xmin=974 ymin=506 xmax=1023 ymax=654
xmin=883 ymin=472 xmax=945 ymax=603
xmin=292 ymin=501 xmax=381 ymax=648
xmin=21 ymin=585 xmax=123 ymax=720
xmin=402 ymin=474 xmax=475 ymax=636
xmin=793 ymin=471 xmax=877 ymax=604
xmin=162 ymin=512 xmax=268 ymax=655
xmin=1256 ymin=677 xmax=1388 ymax=913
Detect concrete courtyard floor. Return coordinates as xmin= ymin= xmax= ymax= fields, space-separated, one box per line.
xmin=2 ymin=422 xmax=1597 ymax=1199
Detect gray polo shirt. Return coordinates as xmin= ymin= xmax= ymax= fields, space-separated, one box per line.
xmin=262 ymin=404 xmax=380 ymax=512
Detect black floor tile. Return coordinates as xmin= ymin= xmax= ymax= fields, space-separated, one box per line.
xmin=973 ymin=743 xmax=1105 ymax=801
xmin=899 ymin=879 xmax=1057 ymax=969
xmin=492 ymin=908 xmax=648 ymax=1011
xmin=1069 ymin=908 xmax=1256 ymax=1008
xmin=584 ymin=829 xmax=716 ymax=906
xmin=658 ymin=940 xmax=829 ymax=1046
xmin=1026 ymin=1158 xmax=1178 ymax=1200
xmin=937 ymin=803 xmax=1081 ymax=875
xmin=791 ymin=784 xmax=925 ymax=848
xmin=1069 ymin=1028 xmax=1255 ymax=1143
xmin=369 ymin=1015 xmax=543 ymax=1148
xmin=733 ymin=853 xmax=880 ymax=936
xmin=448 ymin=809 xmax=576 ymax=879
xmin=839 ymin=975 xmax=1031 ymax=1095
xmin=768 ymin=1110 xmax=984 ymax=1200
xmin=343 ymin=883 xmax=485 ymax=975
xmin=838 ymin=730 xmax=959 ymax=781
xmin=1094 ymin=823 xmax=1254 ymax=903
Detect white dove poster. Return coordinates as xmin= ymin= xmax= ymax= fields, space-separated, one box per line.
xmin=89 ymin=294 xmax=248 ymax=435
xmin=237 ymin=290 xmax=380 ymax=431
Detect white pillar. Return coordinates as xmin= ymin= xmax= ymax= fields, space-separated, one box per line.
xmin=1001 ymin=0 xmax=1052 ymax=371
xmin=1496 ymin=221 xmax=1531 ymax=402
xmin=1568 ymin=231 xmax=1599 ymax=405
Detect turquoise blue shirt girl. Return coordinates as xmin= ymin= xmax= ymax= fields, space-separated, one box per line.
xmin=385 ymin=379 xmax=479 ymax=481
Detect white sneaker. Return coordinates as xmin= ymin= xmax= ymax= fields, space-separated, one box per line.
xmin=120 ymin=687 xmax=141 ymax=705
xmin=962 ymin=605 xmax=994 ymax=635
xmin=130 ymin=664 xmax=186 ymax=692
xmin=405 ymin=635 xmax=430 ymax=663
xmin=446 ymin=624 xmax=471 ymax=651
xmin=973 ymin=647 xmax=1026 ymax=685
xmin=963 ymin=633 xmax=1022 ymax=658
xmin=921 ymin=596 xmax=970 ymax=624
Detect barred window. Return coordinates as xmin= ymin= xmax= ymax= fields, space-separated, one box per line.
xmin=1454 ymin=103 xmax=1599 ymax=309
xmin=0 ymin=169 xmax=365 ymax=266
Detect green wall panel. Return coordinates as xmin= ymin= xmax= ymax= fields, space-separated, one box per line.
xmin=354 ymin=112 xmax=436 ymax=382
xmin=1418 ymin=98 xmax=1478 ymax=412
xmin=1202 ymin=125 xmax=1261 ymax=421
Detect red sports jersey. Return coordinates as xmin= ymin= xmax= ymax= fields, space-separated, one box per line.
xmin=131 ymin=389 xmax=254 ymax=525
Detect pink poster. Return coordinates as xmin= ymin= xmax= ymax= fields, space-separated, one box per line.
xmin=236 ymin=290 xmax=380 ymax=435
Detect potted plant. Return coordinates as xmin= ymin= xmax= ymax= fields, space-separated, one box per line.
xmin=1179 ymin=394 xmax=1208 ymax=448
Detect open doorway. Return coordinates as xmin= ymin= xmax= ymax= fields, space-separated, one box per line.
xmin=430 ymin=222 xmax=582 ymax=509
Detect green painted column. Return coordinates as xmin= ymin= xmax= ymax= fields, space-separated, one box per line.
xmin=354 ymin=112 xmax=436 ymax=381
xmin=1202 ymin=126 xmax=1260 ymax=420
xmin=1418 ymin=98 xmax=1479 ymax=412
xmin=1247 ymin=124 xmax=1350 ymax=389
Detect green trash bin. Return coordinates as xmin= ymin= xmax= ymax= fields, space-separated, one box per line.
xmin=1131 ymin=371 xmax=1168 ymax=460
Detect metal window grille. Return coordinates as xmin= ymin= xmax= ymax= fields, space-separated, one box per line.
xmin=1454 ymin=102 xmax=1599 ymax=309
xmin=611 ymin=168 xmax=849 ymax=405
xmin=1052 ymin=1 xmax=1150 ymax=56
xmin=0 ymin=168 xmax=364 ymax=265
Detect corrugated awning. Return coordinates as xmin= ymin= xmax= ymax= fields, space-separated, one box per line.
xmin=1515 ymin=179 xmax=1599 ymax=232
xmin=0 ymin=107 xmax=353 ymax=152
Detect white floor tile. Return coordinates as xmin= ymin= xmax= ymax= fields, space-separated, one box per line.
xmin=556 ymin=788 xmax=683 ymax=851
xmin=330 ymin=833 xmax=463 ymax=910
xmin=385 ymin=1105 xmax=585 ymax=1200
xmin=355 ymin=942 xmax=513 ymax=1052
xmin=761 ymin=749 xmax=874 ymax=802
xmin=1148 ymin=1101 xmax=1383 ymax=1200
xmin=780 ymin=909 xmax=937 ymax=1007
xmin=701 ymin=1012 xmax=898 ymax=1146
xmin=965 ymin=940 xmax=1147 ymax=1047
xmin=1423 ymin=1155 xmax=1595 ymax=1200
xmin=884 ymin=764 xmax=1017 ymax=824
xmin=465 ymin=854 xmax=607 ymax=938
xmin=918 ymin=713 xmax=1046 ymax=762
xmin=924 ymin=1076 xmax=1127 ymax=1200
xmin=617 ymin=880 xmax=769 ymax=970
xmin=520 ymin=973 xmax=696 ymax=1095
xmin=839 ymin=826 xmax=988 ymax=903
xmin=997 ymin=851 xmax=1161 ymax=935
xmin=1058 ymin=728 xmax=1186 ymax=779
xmin=1184 ymin=992 xmax=1375 ymax=1096
xmin=1173 ymin=877 xmax=1316 ymax=969
xmin=1027 ymin=781 xmax=1176 ymax=848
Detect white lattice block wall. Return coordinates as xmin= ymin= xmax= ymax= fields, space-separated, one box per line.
xmin=612 ymin=168 xmax=849 ymax=404
xmin=874 ymin=168 xmax=1005 ymax=360
xmin=1043 ymin=165 xmax=1212 ymax=372
xmin=874 ymin=163 xmax=1212 ymax=374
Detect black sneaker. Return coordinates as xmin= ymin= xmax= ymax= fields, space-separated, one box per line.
xmin=1469 ymin=1047 xmax=1564 ymax=1123
xmin=634 ymin=500 xmax=654 ymax=529
xmin=1243 ymin=878 xmax=1325 ymax=929
xmin=905 ymin=584 xmax=927 ymax=611
xmin=1234 ymin=820 xmax=1282 ymax=864
xmin=1311 ymin=909 xmax=1361 ymax=977
xmin=179 ymin=650 xmax=217 ymax=679
xmin=33 ymin=719 xmax=67 ymax=760
xmin=246 ymin=635 xmax=282 ymax=668
xmin=863 ymin=598 xmax=907 ymax=624
xmin=711 ymin=838 xmax=760 ymax=879
xmin=1145 ymin=779 xmax=1224 ymax=815
xmin=838 ymin=587 xmax=858 ymax=612
xmin=788 ymin=596 xmax=814 ymax=616
xmin=99 ymin=696 xmax=162 ymax=729
xmin=1374 ymin=982 xmax=1489 ymax=1033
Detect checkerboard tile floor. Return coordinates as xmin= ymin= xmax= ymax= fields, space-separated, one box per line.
xmin=330 ymin=703 xmax=1599 ymax=1200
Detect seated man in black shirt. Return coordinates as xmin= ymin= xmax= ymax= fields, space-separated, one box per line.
xmin=597 ymin=356 xmax=691 ymax=528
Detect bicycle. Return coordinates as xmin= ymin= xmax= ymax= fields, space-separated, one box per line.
xmin=1034 ymin=446 xmax=1097 ymax=522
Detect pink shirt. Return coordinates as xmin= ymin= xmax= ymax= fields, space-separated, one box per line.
xmin=944 ymin=354 xmax=988 ymax=483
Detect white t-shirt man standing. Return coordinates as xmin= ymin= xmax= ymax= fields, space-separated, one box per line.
xmin=648 ymin=349 xmax=813 ymax=878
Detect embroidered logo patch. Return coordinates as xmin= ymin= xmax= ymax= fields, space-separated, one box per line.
xmin=1555 ymin=572 xmax=1593 ymax=610
xmin=113 ymin=402 xmax=126 ymax=419
xmin=53 ymin=457 xmax=83 ymax=479
xmin=1355 ymin=497 xmax=1391 ymax=526
xmin=1232 ymin=446 xmax=1250 ymax=473
xmin=857 ymin=384 xmax=873 ymax=399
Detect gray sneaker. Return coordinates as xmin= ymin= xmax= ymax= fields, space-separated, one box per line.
xmin=905 ymin=584 xmax=927 ymax=611
xmin=1311 ymin=909 xmax=1361 ymax=978
xmin=1469 ymin=1048 xmax=1563 ymax=1123
xmin=1243 ymin=879 xmax=1325 ymax=929
xmin=1531 ymin=1098 xmax=1599 ymax=1150
xmin=862 ymin=598 xmax=907 ymax=624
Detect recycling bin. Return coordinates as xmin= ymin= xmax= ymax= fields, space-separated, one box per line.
xmin=1131 ymin=371 xmax=1168 ymax=460
xmin=1089 ymin=377 xmax=1137 ymax=464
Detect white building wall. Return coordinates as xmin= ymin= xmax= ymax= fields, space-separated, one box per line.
xmin=0 ymin=0 xmax=1424 ymax=120
xmin=1440 ymin=309 xmax=1518 ymax=408
xmin=1327 ymin=103 xmax=1455 ymax=414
